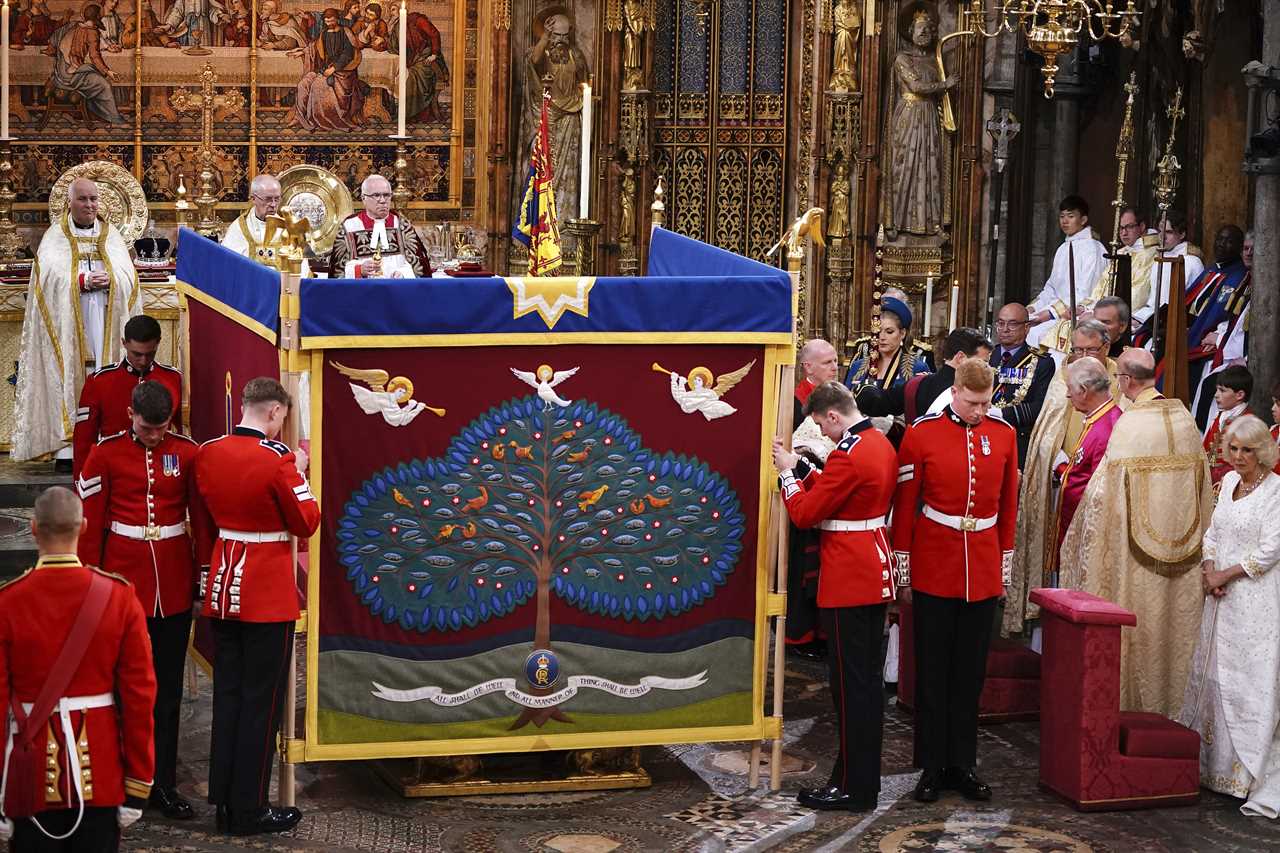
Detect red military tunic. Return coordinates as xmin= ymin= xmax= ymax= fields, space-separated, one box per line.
xmin=1203 ymin=404 xmax=1252 ymax=485
xmin=73 ymin=360 xmax=183 ymax=480
xmin=892 ymin=407 xmax=1020 ymax=602
xmin=780 ymin=419 xmax=899 ymax=607
xmin=192 ymin=427 xmax=320 ymax=622
xmin=77 ymin=430 xmax=200 ymax=617
xmin=0 ymin=555 xmax=156 ymax=815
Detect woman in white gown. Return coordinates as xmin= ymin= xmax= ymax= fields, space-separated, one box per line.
xmin=1178 ymin=414 xmax=1280 ymax=817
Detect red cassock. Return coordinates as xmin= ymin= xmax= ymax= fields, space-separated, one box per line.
xmin=892 ymin=408 xmax=1020 ymax=602
xmin=0 ymin=556 xmax=157 ymax=815
xmin=191 ymin=428 xmax=320 ymax=622
xmin=73 ymin=361 xmax=183 ymax=480
xmin=780 ymin=420 xmax=899 ymax=607
xmin=77 ymin=430 xmax=200 ymax=617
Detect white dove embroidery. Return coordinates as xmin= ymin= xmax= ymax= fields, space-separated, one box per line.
xmin=331 ymin=361 xmax=445 ymax=427
xmin=510 ymin=364 xmax=580 ymax=411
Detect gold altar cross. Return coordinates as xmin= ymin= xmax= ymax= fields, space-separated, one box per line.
xmin=169 ymin=64 xmax=246 ymax=237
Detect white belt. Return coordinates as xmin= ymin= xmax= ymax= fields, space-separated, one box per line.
xmin=219 ymin=528 xmax=290 ymax=543
xmin=818 ymin=516 xmax=887 ymax=532
xmin=5 ymin=692 xmax=113 ymax=841
xmin=20 ymin=692 xmax=114 ymax=715
xmin=110 ymin=521 xmax=185 ymax=541
xmin=923 ymin=505 xmax=997 ymax=532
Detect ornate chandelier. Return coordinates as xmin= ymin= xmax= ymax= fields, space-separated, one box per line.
xmin=962 ymin=1 xmax=1140 ymax=97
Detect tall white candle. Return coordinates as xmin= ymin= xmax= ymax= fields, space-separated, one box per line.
xmin=923 ymin=275 xmax=934 ymax=336
xmin=2 ymin=0 xmax=9 ymax=140
xmin=949 ymin=282 xmax=959 ymax=332
xmin=579 ymin=81 xmax=592 ymax=219
xmin=397 ymin=0 xmax=407 ymax=137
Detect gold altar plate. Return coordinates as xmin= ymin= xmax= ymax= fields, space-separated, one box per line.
xmin=49 ymin=161 xmax=149 ymax=244
xmin=278 ymin=165 xmax=354 ymax=256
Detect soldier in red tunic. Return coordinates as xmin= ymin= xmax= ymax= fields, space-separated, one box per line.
xmin=773 ymin=382 xmax=899 ymax=812
xmin=0 ymin=487 xmax=156 ymax=849
xmin=787 ymin=338 xmax=840 ymax=661
xmin=191 ymin=377 xmax=320 ymax=836
xmin=77 ymin=381 xmax=199 ymax=820
xmin=892 ymin=359 xmax=1019 ymax=803
xmin=72 ymin=314 xmax=183 ymax=480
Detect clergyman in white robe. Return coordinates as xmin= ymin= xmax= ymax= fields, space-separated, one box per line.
xmin=12 ymin=214 xmax=138 ymax=459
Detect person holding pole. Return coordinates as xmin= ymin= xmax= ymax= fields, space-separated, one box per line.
xmin=771 ymin=382 xmax=899 ymax=812
xmin=191 ymin=377 xmax=319 ymax=836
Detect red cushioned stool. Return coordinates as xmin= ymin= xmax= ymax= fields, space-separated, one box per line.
xmin=895 ymin=598 xmax=1040 ymax=721
xmin=1030 ymin=588 xmax=1199 ymax=811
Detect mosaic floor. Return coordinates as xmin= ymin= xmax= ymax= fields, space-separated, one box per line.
xmin=5 ymin=459 xmax=1279 ymax=852
xmin=111 ymin=654 xmax=1280 ymax=853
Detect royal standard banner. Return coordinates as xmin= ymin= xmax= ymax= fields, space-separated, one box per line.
xmin=512 ymin=90 xmax=564 ymax=277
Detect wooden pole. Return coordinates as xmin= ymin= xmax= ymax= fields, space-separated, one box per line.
xmin=277 ymin=263 xmax=304 ymax=808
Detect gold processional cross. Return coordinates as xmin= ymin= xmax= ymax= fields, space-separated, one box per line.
xmin=169 ymin=64 xmax=246 ymax=237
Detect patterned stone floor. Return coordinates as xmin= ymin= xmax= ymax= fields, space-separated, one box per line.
xmin=7 ymin=458 xmax=1277 ymax=852
xmin=111 ymin=652 xmax=1280 ymax=853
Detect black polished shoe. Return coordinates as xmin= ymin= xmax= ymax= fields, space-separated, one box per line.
xmin=946 ymin=766 xmax=993 ymax=801
xmin=215 ymin=804 xmax=228 ymax=833
xmin=796 ymin=785 xmax=876 ymax=812
xmin=913 ymin=769 xmax=942 ymax=803
xmin=227 ymin=806 xmax=303 ymax=836
xmin=148 ymin=786 xmax=195 ymax=820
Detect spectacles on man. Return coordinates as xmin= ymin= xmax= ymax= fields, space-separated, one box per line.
xmin=365 ymin=192 xmax=392 ymax=200
xmin=995 ymin=320 xmax=1028 ymax=329
xmin=1069 ymin=345 xmax=1105 ymax=356
xmin=1118 ymin=222 xmax=1142 ymax=232
xmin=251 ymin=194 xmax=281 ymax=203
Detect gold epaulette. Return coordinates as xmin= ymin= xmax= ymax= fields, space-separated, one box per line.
xmin=89 ymin=566 xmax=132 ymax=586
xmin=912 ymin=339 xmax=934 ymax=353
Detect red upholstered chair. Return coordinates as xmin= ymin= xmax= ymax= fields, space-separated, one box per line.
xmin=896 ymin=598 xmax=1040 ymax=721
xmin=1030 ymin=588 xmax=1200 ymax=811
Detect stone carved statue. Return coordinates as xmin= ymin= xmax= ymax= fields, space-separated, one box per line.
xmin=521 ymin=7 xmax=590 ymax=224
xmin=622 ymin=0 xmax=648 ymax=91
xmin=828 ymin=162 xmax=850 ymax=238
xmin=619 ymin=167 xmax=636 ymax=237
xmin=829 ymin=0 xmax=861 ymax=93
xmin=880 ymin=3 xmax=956 ymax=241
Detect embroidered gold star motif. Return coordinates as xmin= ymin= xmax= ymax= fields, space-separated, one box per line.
xmin=506 ymin=277 xmax=594 ymax=329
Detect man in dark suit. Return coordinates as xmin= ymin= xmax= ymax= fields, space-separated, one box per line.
xmin=989 ymin=303 xmax=1054 ymax=467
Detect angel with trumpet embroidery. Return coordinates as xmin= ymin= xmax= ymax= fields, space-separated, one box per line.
xmin=331 ymin=361 xmax=445 ymax=427
xmin=656 ymin=359 xmax=756 ymax=421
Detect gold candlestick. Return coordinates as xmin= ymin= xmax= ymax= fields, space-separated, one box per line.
xmin=563 ymin=218 xmax=600 ymax=275
xmin=390 ymin=135 xmax=412 ymax=215
xmin=0 ymin=137 xmax=26 ymax=260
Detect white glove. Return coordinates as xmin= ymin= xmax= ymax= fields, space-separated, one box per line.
xmin=117 ymin=806 xmax=143 ymax=829
xmin=0 ymin=816 xmax=13 ymax=841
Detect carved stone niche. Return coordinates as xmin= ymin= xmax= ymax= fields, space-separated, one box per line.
xmin=879 ymin=242 xmax=951 ymax=339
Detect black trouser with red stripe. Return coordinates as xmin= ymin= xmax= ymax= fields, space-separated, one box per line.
xmin=821 ymin=603 xmax=886 ymax=798
xmin=208 ymin=619 xmax=294 ymax=808
xmin=911 ymin=591 xmax=998 ymax=770
xmin=148 ymin=609 xmax=193 ymax=791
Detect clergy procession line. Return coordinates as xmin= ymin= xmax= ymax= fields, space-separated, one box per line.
xmin=0 ymin=175 xmax=1275 ymax=848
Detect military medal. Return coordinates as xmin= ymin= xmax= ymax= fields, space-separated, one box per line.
xmin=163 ymin=453 xmax=179 ymax=476
xmin=980 ymin=435 xmax=991 ymax=456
